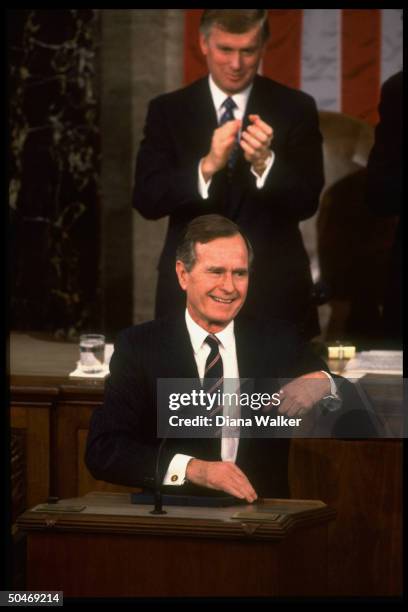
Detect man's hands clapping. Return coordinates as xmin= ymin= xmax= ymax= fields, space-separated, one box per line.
xmin=200 ymin=119 xmax=242 ymax=182
xmin=240 ymin=114 xmax=273 ymax=176
xmin=200 ymin=113 xmax=273 ymax=182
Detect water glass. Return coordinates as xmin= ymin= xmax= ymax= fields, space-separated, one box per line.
xmin=79 ymin=334 xmax=105 ymax=373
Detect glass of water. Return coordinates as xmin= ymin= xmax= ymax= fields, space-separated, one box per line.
xmin=79 ymin=334 xmax=105 ymax=374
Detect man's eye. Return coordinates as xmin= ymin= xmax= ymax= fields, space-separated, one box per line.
xmin=234 ymin=271 xmax=248 ymax=277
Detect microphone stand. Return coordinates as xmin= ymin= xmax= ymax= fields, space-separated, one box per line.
xmin=151 ymin=488 xmax=166 ymax=515
xmin=150 ymin=436 xmax=167 ymax=515
xmin=149 ymin=379 xmax=199 ymax=515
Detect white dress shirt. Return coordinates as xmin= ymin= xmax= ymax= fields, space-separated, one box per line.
xmin=198 ymin=75 xmax=274 ymax=199
xmin=163 ymin=310 xmax=240 ymax=485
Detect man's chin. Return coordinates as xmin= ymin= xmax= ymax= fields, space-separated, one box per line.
xmin=225 ymin=75 xmax=254 ymax=93
xmin=209 ymin=304 xmax=242 ymax=324
xmin=224 ymin=82 xmax=248 ymax=95
xmin=217 ymin=75 xmax=252 ymax=95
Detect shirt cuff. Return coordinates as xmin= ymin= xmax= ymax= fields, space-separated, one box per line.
xmin=250 ymin=151 xmax=275 ymax=188
xmin=320 ymin=370 xmax=340 ymax=399
xmin=320 ymin=370 xmax=340 ymax=397
xmin=319 ymin=371 xmax=343 ymax=413
xmin=198 ymin=160 xmax=212 ymax=199
xmin=162 ymin=453 xmax=194 ymax=486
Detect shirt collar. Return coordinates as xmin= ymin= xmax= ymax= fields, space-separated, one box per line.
xmin=208 ymin=75 xmax=253 ymax=117
xmin=185 ymin=308 xmax=235 ymax=353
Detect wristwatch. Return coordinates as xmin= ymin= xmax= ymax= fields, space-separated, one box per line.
xmin=320 ymin=394 xmax=342 ymax=414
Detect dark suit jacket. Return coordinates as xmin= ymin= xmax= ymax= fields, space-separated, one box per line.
xmin=133 ymin=75 xmax=324 ymax=339
xmin=86 ymin=314 xmax=335 ymax=498
xmin=366 ymin=71 xmax=402 ymax=345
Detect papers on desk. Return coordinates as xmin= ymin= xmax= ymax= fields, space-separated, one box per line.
xmin=69 ymin=362 xmax=110 ymax=378
xmin=342 ymin=350 xmax=403 ymax=379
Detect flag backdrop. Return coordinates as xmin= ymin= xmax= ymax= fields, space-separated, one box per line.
xmin=184 ymin=9 xmax=403 ymax=125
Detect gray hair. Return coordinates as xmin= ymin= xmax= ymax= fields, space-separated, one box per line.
xmin=176 ymin=214 xmax=254 ymax=272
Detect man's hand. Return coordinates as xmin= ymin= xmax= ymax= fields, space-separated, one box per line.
xmin=200 ymin=119 xmax=242 ymax=182
xmin=186 ymin=458 xmax=257 ymax=503
xmin=277 ymin=372 xmax=331 ymax=418
xmin=240 ymin=114 xmax=273 ymax=176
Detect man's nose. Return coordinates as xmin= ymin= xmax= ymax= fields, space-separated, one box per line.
xmin=220 ymin=273 xmax=235 ymax=292
xmin=229 ymin=51 xmax=242 ymax=71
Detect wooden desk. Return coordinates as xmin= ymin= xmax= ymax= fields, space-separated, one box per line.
xmin=289 ymin=438 xmax=402 ymax=596
xmin=9 ymin=333 xmax=403 ymax=595
xmin=10 ymin=333 xmax=134 ymax=512
xmin=18 ymin=492 xmax=335 ymax=597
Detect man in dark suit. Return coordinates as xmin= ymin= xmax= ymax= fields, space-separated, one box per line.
xmin=133 ymin=9 xmax=324 ymax=340
xmin=366 ymin=71 xmax=402 ymax=348
xmin=86 ymin=215 xmax=346 ymax=502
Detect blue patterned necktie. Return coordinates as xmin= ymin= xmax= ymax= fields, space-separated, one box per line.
xmin=219 ymin=96 xmax=237 ymax=125
xmin=219 ymin=97 xmax=239 ymax=170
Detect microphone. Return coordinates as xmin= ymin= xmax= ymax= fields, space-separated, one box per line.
xmin=150 ymin=435 xmax=168 ymax=515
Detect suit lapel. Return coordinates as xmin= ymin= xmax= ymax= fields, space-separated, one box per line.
xmin=244 ymin=75 xmax=274 ymax=128
xmin=185 ymin=77 xmax=218 ymax=158
xmin=158 ymin=315 xmax=220 ymax=458
xmin=234 ymin=318 xmax=257 ymax=380
xmin=158 ymin=313 xmax=199 ymax=379
xmin=224 ymin=79 xmax=270 ymax=220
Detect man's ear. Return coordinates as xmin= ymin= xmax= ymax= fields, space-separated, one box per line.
xmin=199 ymin=32 xmax=209 ymax=57
xmin=175 ymin=260 xmax=188 ymax=290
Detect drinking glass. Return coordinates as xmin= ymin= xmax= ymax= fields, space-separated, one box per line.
xmin=79 ymin=334 xmax=105 ymax=374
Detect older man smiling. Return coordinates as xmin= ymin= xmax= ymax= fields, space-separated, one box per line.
xmin=86 ymin=215 xmax=348 ymax=502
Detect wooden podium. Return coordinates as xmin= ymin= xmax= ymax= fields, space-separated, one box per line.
xmin=18 ymin=492 xmax=335 ymax=598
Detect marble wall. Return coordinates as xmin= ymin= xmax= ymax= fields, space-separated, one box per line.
xmin=99 ymin=10 xmax=134 ymax=335
xmin=128 ymin=10 xmax=184 ymax=323
xmin=9 ymin=9 xmax=101 ymax=338
xmin=99 ymin=9 xmax=183 ymax=328
xmin=9 ymin=9 xmax=185 ymax=337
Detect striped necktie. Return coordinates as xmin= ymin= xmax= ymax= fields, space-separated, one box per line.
xmin=204 ymin=334 xmax=240 ymax=453
xmin=219 ymin=96 xmax=237 ymax=125
xmin=219 ymin=97 xmax=239 ymax=171
xmin=203 ymin=334 xmax=240 ymax=452
xmin=203 ymin=334 xmax=224 ymax=417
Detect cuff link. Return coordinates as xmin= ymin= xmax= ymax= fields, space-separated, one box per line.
xmin=170 ymin=474 xmax=178 ymax=482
